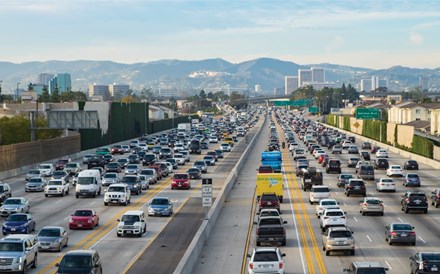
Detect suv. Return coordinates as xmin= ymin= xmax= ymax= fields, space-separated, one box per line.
xmin=44 ymin=179 xmax=70 ymax=197
xmin=116 ymin=210 xmax=147 ymax=237
xmin=247 ymin=247 xmax=286 ymax=274
xmin=0 ymin=234 xmax=38 ymax=272
xmin=345 ymin=179 xmax=366 ymax=197
xmin=343 ymin=261 xmax=388 ymax=273
xmin=326 ymin=160 xmax=341 ymax=174
xmin=401 ymin=191 xmax=428 ymax=214
xmin=309 ymin=185 xmax=330 ymax=204
xmin=56 ymin=250 xmax=102 ymax=274
xmin=374 ymin=158 xmax=389 ymax=170
xmin=104 ymin=183 xmax=131 ymax=206
xmin=258 ymin=193 xmax=281 ymax=213
xmin=357 ymin=165 xmax=375 ymax=180
xmin=0 ymin=183 xmax=12 ymax=204
xmin=322 ymin=226 xmax=355 ymax=256
xmin=320 ymin=208 xmax=347 ymax=232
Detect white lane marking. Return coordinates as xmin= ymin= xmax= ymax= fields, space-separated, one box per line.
xmin=343 ymin=202 xmax=347 ymax=207
xmin=90 ymin=202 xmax=96 ymax=206
xmin=64 ymin=216 xmax=71 ymax=220
xmin=366 ymin=235 xmax=372 ymax=242
xmin=282 ymin=164 xmax=307 ymax=274
xmin=385 ymin=260 xmax=392 ymax=270
xmin=418 ymin=236 xmax=426 ymax=244
xmin=334 ymin=192 xmax=339 ymax=196
xmin=353 ymin=217 xmax=358 ymax=223
xmin=397 ymin=217 xmax=405 ymax=223
xmin=55 ymin=200 xmax=62 ymax=204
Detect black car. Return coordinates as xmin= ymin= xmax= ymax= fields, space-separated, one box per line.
xmin=121 ymin=176 xmax=142 ymax=195
xmin=401 ymin=191 xmax=428 ymax=214
xmin=142 ymin=154 xmax=157 ymax=166
xmin=128 ymin=154 xmax=140 ymax=164
xmin=404 ymin=160 xmax=419 ymax=170
xmin=374 ymin=158 xmax=389 ymax=170
xmin=87 ymin=156 xmax=105 ymax=169
xmin=214 ymin=149 xmax=224 ymax=159
xmin=326 ymin=160 xmax=341 ymax=174
xmin=200 ymin=142 xmax=209 ymax=149
xmin=187 ymin=168 xmax=202 ymax=179
xmin=360 ymin=151 xmax=370 ymax=161
xmin=0 ymin=183 xmax=12 ymax=204
xmin=56 ymin=250 xmax=102 ymax=274
xmin=345 ymin=179 xmax=366 ymax=197
xmin=105 ymin=162 xmax=121 ymax=173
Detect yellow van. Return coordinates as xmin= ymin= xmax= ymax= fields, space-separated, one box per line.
xmin=256 ymin=173 xmax=284 ymax=202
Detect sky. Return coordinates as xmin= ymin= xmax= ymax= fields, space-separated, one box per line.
xmin=0 ymin=0 xmax=439 ymax=69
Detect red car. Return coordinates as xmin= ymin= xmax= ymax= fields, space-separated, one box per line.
xmin=111 ymin=145 xmax=124 ymax=155
xmin=171 ymin=173 xmax=191 ymax=190
xmin=206 ymin=151 xmax=218 ymax=161
xmin=69 ymin=209 xmax=99 ymax=230
xmin=318 ymin=154 xmax=329 ymax=164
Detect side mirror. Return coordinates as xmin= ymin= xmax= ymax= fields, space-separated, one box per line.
xmin=247 ymin=254 xmax=251 ymax=258
xmin=281 ymin=253 xmax=286 ymax=257
xmin=256 ymin=212 xmax=260 ymax=215
xmin=117 ymin=219 xmax=120 ymax=222
xmin=283 ymin=221 xmax=287 ymax=224
xmin=55 ymin=263 xmax=60 ymax=267
xmin=253 ymin=222 xmax=258 ymax=225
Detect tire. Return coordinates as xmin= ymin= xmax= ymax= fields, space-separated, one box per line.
xmin=405 ymin=208 xmax=409 ymax=213
xmin=76 ymin=195 xmax=79 ymax=198
xmin=45 ymin=194 xmax=48 ymax=197
xmin=351 ymin=250 xmax=355 ymax=255
xmin=436 ymin=203 xmax=439 ymax=208
xmin=424 ymin=209 xmax=428 ymax=214
xmin=61 ymin=191 xmax=64 ymax=197
xmin=346 ymin=192 xmax=350 ymax=197
xmin=58 ymin=243 xmax=62 ymax=252
xmin=388 ymin=240 xmax=393 ymax=245
xmin=93 ymin=192 xmax=96 ymax=198
xmin=412 ymin=242 xmax=416 ymax=246
xmin=104 ymin=202 xmax=108 ymax=206
xmin=281 ymin=240 xmax=286 ymax=246
xmin=116 ymin=233 xmax=121 ymax=237
xmin=325 ymin=250 xmax=330 ymax=256
xmin=31 ymin=254 xmax=37 ymax=269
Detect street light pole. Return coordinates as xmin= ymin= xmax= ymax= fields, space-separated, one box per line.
xmin=0 ymin=80 xmax=3 ymax=103
xmin=16 ymin=82 xmax=20 ymax=101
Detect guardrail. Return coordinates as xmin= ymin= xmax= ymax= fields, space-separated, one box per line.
xmin=173 ymin=115 xmax=266 ymax=274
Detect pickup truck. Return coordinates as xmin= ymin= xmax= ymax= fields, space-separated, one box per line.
xmin=254 ymin=216 xmax=287 ymax=246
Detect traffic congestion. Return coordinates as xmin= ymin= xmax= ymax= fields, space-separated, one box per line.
xmin=0 ymin=107 xmax=263 ymax=273
xmin=245 ymin=107 xmax=440 ymax=274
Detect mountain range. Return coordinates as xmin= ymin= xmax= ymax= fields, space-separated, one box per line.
xmin=0 ymin=58 xmax=439 ymax=95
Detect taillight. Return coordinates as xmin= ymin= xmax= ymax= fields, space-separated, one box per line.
xmin=347 ymin=186 xmax=353 ymax=189
xmin=363 ymin=203 xmax=368 ymax=206
xmin=406 ymin=198 xmax=410 ymax=202
xmin=437 ymin=194 xmax=440 ymax=199
xmin=409 ymin=232 xmax=416 ymax=236
xmin=391 ymin=232 xmax=397 ymax=236
xmin=279 ymin=262 xmax=283 ymax=269
xmin=249 ymin=262 xmax=254 ymax=270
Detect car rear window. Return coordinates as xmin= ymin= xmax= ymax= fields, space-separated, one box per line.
xmin=407 ymin=174 xmax=419 ymax=178
xmin=174 ymin=174 xmax=188 ymax=179
xmin=313 ymin=187 xmax=329 ymax=192
xmin=361 ymin=166 xmax=374 ymax=171
xmin=357 ymin=268 xmax=386 ymax=274
xmin=326 ymin=211 xmax=343 ymax=216
xmin=262 ymin=195 xmax=278 ymax=202
xmin=253 ymin=251 xmax=278 ymax=262
xmin=330 ymin=231 xmax=352 ymax=238
xmin=421 ymin=253 xmax=440 ymax=261
xmin=350 ymin=181 xmax=364 ymax=186
xmin=393 ymin=224 xmax=412 ymax=230
xmin=366 ymin=199 xmax=381 ymax=204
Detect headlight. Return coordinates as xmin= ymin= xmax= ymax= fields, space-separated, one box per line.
xmin=17 ymin=256 xmax=22 ymax=263
xmin=148 ymin=208 xmax=154 ymax=212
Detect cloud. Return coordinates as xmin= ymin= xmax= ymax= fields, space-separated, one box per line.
xmin=409 ymin=32 xmax=424 ymax=45
xmin=325 ymin=36 xmax=345 ymax=51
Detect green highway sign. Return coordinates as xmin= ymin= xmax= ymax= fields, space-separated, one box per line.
xmin=355 ymin=108 xmax=380 ymax=120
xmin=309 ymin=106 xmax=319 ymax=113
xmin=273 ymin=101 xmax=291 ymax=106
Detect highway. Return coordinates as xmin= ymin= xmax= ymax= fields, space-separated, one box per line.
xmin=193 ymin=110 xmax=440 ymax=274
xmin=0 ymin=115 xmax=262 ymax=274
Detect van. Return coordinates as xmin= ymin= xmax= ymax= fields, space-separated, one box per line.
xmin=116 ymin=210 xmax=147 ymax=237
xmin=256 ymin=173 xmax=283 ymax=202
xmin=358 ymin=165 xmax=375 ymax=180
xmin=75 ymin=169 xmax=102 ymax=198
xmin=309 ymin=185 xmax=330 ymax=204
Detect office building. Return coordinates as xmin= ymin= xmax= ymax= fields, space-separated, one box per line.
xmin=48 ymin=73 xmax=72 ymax=94
xmin=273 ymin=88 xmax=285 ymax=96
xmin=159 ymin=89 xmax=180 ymax=97
xmin=311 ymin=67 xmax=325 ymax=82
xmin=360 ymin=79 xmax=372 ymax=92
xmin=419 ymin=76 xmax=429 ymax=91
xmin=109 ymin=84 xmax=129 ymax=97
xmin=38 ymin=73 xmax=54 ymax=86
xmin=302 ymin=81 xmax=336 ymax=90
xmin=89 ymin=84 xmax=110 ymax=100
xmin=298 ymin=69 xmax=312 ymax=87
xmin=285 ymin=76 xmax=298 ymax=95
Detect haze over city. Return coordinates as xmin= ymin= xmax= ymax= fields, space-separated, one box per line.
xmin=1 ymin=0 xmax=439 ymax=69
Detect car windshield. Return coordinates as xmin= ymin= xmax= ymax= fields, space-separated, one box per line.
xmin=122 ymin=177 xmax=136 ymax=183
xmin=39 ymin=165 xmax=51 ymax=169
xmin=141 ymin=170 xmax=154 ymax=175
xmin=66 ymin=164 xmax=77 ymax=168
xmin=366 ymin=199 xmax=381 ymax=204
xmin=195 ymin=161 xmax=205 ymax=166
xmin=73 ymin=210 xmax=93 ymax=217
xmin=53 ymin=171 xmax=66 ymax=176
xmin=340 ymin=175 xmax=353 ymax=179
xmin=121 ymin=215 xmax=140 ymax=222
xmin=29 ymin=178 xmax=43 ymax=183
xmin=49 ymin=181 xmax=62 ymax=185
xmin=28 ymin=170 xmax=40 ymax=174
xmin=174 ymin=174 xmax=188 ymax=179
xmin=77 ymin=177 xmax=94 ymax=185
xmin=253 ymin=251 xmax=279 ymax=262
xmin=60 ymin=255 xmax=92 ymax=268
xmin=188 ymin=169 xmax=199 ymax=173
xmin=0 ymin=243 xmax=23 ymax=252
xmin=152 ymin=199 xmax=169 ymax=205
xmin=105 ymin=174 xmax=117 ymax=179
xmin=39 ymin=228 xmax=61 ymax=237
xmin=407 ymin=174 xmax=419 ymax=178
xmin=421 ymin=253 xmax=440 ymax=261
xmin=313 ymin=188 xmax=329 ymax=193
xmin=357 ymin=269 xmax=386 ymax=274
xmin=108 ymin=186 xmax=125 ymax=192
xmin=4 ymin=199 xmax=22 ymax=205
xmin=322 ymin=201 xmax=337 ymax=206
xmin=361 ymin=166 xmax=374 ymax=171
xmin=393 ymin=224 xmax=412 ymax=230
xmin=326 ymin=211 xmax=343 ymax=216
xmin=7 ymin=214 xmax=27 ymax=221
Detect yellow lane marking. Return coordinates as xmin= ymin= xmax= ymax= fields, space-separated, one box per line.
xmin=240 ymin=186 xmax=257 ymax=274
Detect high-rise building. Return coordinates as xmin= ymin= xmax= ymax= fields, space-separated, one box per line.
xmin=419 ymin=76 xmax=429 ymax=91
xmin=311 ymin=67 xmax=325 ymax=82
xmin=38 ymin=73 xmax=54 ymax=86
xmin=298 ymin=69 xmax=312 ymax=87
xmin=378 ymin=79 xmax=387 ymax=89
xmin=109 ymin=84 xmax=129 ymax=97
xmin=255 ymin=84 xmax=262 ymax=93
xmin=89 ymin=84 xmax=110 ymax=99
xmin=284 ymin=76 xmax=298 ymax=95
xmin=302 ymin=82 xmax=336 ymax=90
xmin=360 ymin=79 xmax=372 ymax=92
xmin=48 ymin=73 xmax=72 ymax=93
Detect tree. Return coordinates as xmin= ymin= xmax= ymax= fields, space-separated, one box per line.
xmin=28 ymin=82 xmax=34 ymax=91
xmin=59 ymin=91 xmax=87 ymax=102
xmin=51 ymin=85 xmax=60 ymax=102
xmin=120 ymin=95 xmax=136 ymax=103
xmin=39 ymin=87 xmax=51 ymax=102
xmin=199 ymin=90 xmax=207 ymax=99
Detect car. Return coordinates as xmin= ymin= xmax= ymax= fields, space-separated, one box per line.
xmin=359 ymin=197 xmax=384 ymax=216
xmin=38 ymin=163 xmax=55 ymax=177
xmin=82 ymin=154 xmax=95 ymax=164
xmin=120 ymin=175 xmax=142 ymax=195
xmin=376 ymin=178 xmax=396 ymax=192
xmin=376 ymin=149 xmax=388 ymax=158
xmin=203 ymin=155 xmax=216 ymax=166
xmin=127 ymin=154 xmax=140 ymax=164
xmin=387 ymin=165 xmax=403 ymax=177
xmin=221 ymin=143 xmax=231 ymax=152
xmin=315 ymin=198 xmax=339 ymax=217
xmin=374 ymin=158 xmax=389 ymax=170
xmin=87 ymin=155 xmax=106 ymax=169
xmin=258 ymin=193 xmax=280 ymax=213
xmin=125 ymin=164 xmax=139 ymax=175
xmin=343 ymin=261 xmax=388 ymax=273
xmin=95 ymin=147 xmax=111 ymax=155
xmin=0 ymin=234 xmax=38 ymax=272
xmin=431 ymin=188 xmax=440 ymax=208
xmin=26 ymin=177 xmax=48 ymax=193
xmin=171 ymin=173 xmax=191 ymax=190
xmin=103 ymin=183 xmax=131 ymax=206
xmin=25 ymin=169 xmax=42 ymax=181
xmin=209 ymin=136 xmax=218 ymax=143
xmin=337 ymin=174 xmax=354 ymax=188
xmin=174 ymin=153 xmax=186 ymax=165
xmin=165 ymin=158 xmax=178 ymax=170
xmin=102 ymin=172 xmax=119 ymax=186
xmin=258 ymin=209 xmax=282 ymax=222
xmin=138 ymin=175 xmax=150 ymax=190
xmin=360 ymin=151 xmax=370 ymax=161
xmin=404 ymin=160 xmax=419 ymax=170
xmin=345 ymin=179 xmax=366 ymax=197
xmin=0 ymin=197 xmax=30 ymax=217
xmin=121 ymin=145 xmax=130 ymax=153
xmin=64 ymin=162 xmax=81 ymax=175
xmin=116 ymin=210 xmax=146 ymax=237
xmin=361 ymin=142 xmax=372 ymax=149
xmin=55 ymin=250 xmax=102 ymax=274
xmin=55 ymin=158 xmax=71 ymax=170
xmin=159 ymin=147 xmax=173 ymax=159
xmin=347 ymin=157 xmax=360 ymax=168
xmin=111 ymin=144 xmax=124 ymax=154
xmin=51 ymin=170 xmax=69 ymax=183
xmin=309 ymin=185 xmax=330 ymax=205
xmin=404 ymin=173 xmax=421 ymax=187
xmin=409 ymin=252 xmax=440 ymax=274
xmin=194 ymin=160 xmax=208 ymax=173
xmin=341 ymin=140 xmax=352 ymax=150
xmin=326 ymin=159 xmax=341 ymax=174
xmin=331 ymin=145 xmax=342 ymax=154
xmin=180 ymin=150 xmax=190 ymax=162
xmin=322 ymin=226 xmax=355 ymax=256
xmin=2 ymin=213 xmax=36 ymax=235
xmin=69 ymin=209 xmax=99 ymax=230
xmin=247 ymin=247 xmax=286 ymax=274
xmin=117 ymin=158 xmax=129 ymax=169
xmin=347 ymin=146 xmax=359 ymax=154
xmin=401 ymin=191 xmax=428 ymax=213
xmin=385 ymin=222 xmax=416 ymax=245
xmin=320 ymin=208 xmax=347 ymax=232
xmin=45 ymin=179 xmax=70 ymax=197
xmin=148 ymin=197 xmax=174 ymax=216
xmin=187 ymin=167 xmax=202 ymax=179
xmin=215 ymin=149 xmax=224 ymax=159
xmin=37 ymin=226 xmax=68 ymax=252
xmin=357 ymin=164 xmax=375 ymax=181
xmin=139 ymin=168 xmax=158 ymax=184
xmin=0 ymin=183 xmax=12 ymax=204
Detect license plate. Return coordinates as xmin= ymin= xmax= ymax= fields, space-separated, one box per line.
xmin=0 ymin=266 xmax=10 ymax=270
xmin=112 ymin=201 xmax=118 ymax=203
xmin=42 ymin=246 xmax=49 ymax=249
xmin=305 ymin=179 xmax=311 ymax=182
xmin=432 ymin=267 xmax=438 ymax=271
xmin=78 ymin=224 xmax=82 ymax=227
xmin=332 ymin=218 xmax=339 ymax=221
xmin=11 ymin=228 xmax=16 ymax=231
xmin=401 ymin=233 xmax=407 ymax=237
xmin=127 ymin=231 xmax=132 ymax=234
xmin=262 ymin=264 xmax=273 ymax=268
xmin=268 ymin=238 xmax=274 ymax=241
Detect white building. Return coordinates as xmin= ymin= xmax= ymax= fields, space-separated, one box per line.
xmin=255 ymin=84 xmax=262 ymax=93
xmin=284 ymin=76 xmax=298 ymax=95
xmin=311 ymin=67 xmax=325 ymax=82
xmin=302 ymin=81 xmax=336 ymax=90
xmin=298 ymin=69 xmax=312 ymax=87
xmin=419 ymin=76 xmax=429 ymax=91
xmin=371 ymin=76 xmax=387 ymax=91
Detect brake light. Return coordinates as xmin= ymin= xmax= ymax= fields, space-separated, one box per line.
xmin=249 ymin=262 xmax=254 ymax=270
xmin=406 ymin=198 xmax=410 ymax=202
xmin=437 ymin=194 xmax=440 ymax=199
xmin=409 ymin=232 xmax=416 ymax=236
xmin=363 ymin=203 xmax=368 ymax=206
xmin=347 ymin=186 xmax=353 ymax=189
xmin=279 ymin=262 xmax=283 ymax=269
xmin=391 ymin=232 xmax=397 ymax=236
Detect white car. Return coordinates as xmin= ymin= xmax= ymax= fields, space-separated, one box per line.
xmin=221 ymin=143 xmax=231 ymax=152
xmin=174 ymin=145 xmax=184 ymax=152
xmin=209 ymin=136 xmax=218 ymax=143
xmin=173 ymin=154 xmax=186 ymax=165
xmin=309 ymin=185 xmax=330 ymax=204
xmin=313 ymin=149 xmax=325 ymax=159
xmin=38 ymin=163 xmax=55 ymax=177
xmin=288 ymin=143 xmax=297 ymax=152
xmin=320 ymin=208 xmax=347 ymax=232
xmin=45 ymin=179 xmax=70 ymax=197
xmin=386 ymin=165 xmax=403 ymax=177
xmin=180 ymin=150 xmax=190 ymax=162
xmin=376 ymin=149 xmax=388 ymax=158
xmin=247 ymin=247 xmax=286 ymax=274
xmin=376 ymin=178 xmax=396 ymax=192
xmin=341 ymin=140 xmax=352 ymax=149
xmin=315 ymin=199 xmax=339 ymax=218
xmin=104 ymin=183 xmax=131 ymax=206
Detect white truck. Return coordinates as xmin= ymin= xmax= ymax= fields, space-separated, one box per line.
xmin=177 ymin=123 xmax=191 ymax=132
xmin=75 ymin=169 xmax=102 ymax=198
xmin=104 ymin=183 xmax=131 ymax=206
xmin=45 ymin=179 xmax=70 ymax=197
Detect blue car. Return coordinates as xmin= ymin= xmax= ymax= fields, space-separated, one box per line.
xmin=404 ymin=173 xmax=421 ymax=187
xmin=2 ymin=213 xmax=36 ymax=235
xmin=148 ymin=197 xmax=173 ymax=217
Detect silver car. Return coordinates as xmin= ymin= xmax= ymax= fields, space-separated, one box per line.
xmin=194 ymin=160 xmax=208 ymax=173
xmin=385 ymin=222 xmax=416 ymax=245
xmin=25 ymin=169 xmax=41 ymax=181
xmin=203 ymin=155 xmax=216 ymax=166
xmin=139 ymin=169 xmax=158 ymax=184
xmin=138 ymin=175 xmax=150 ymax=190
xmin=37 ymin=226 xmax=68 ymax=252
xmin=0 ymin=197 xmax=30 ymax=217
xmin=102 ymin=172 xmax=119 ymax=186
xmin=125 ymin=164 xmax=139 ymax=175
xmin=25 ymin=177 xmax=47 ymax=192
xmin=359 ymin=197 xmax=384 ymax=216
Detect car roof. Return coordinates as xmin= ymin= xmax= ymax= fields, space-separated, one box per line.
xmin=351 ymin=261 xmax=385 ymax=268
xmin=65 ymin=249 xmax=96 ymax=255
xmin=123 ymin=210 xmax=144 ymax=215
